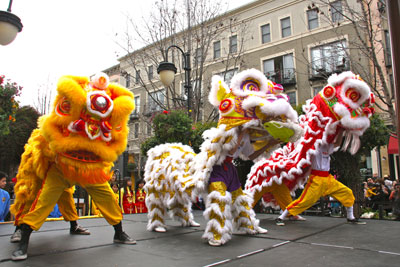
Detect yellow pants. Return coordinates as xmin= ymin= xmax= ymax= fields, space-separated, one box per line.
xmin=14 ymin=187 xmax=78 ymax=225
xmin=19 ymin=165 xmax=122 ymax=230
xmin=57 ymin=187 xmax=79 ymax=221
xmin=252 ymin=182 xmax=293 ymax=210
xmin=287 ymin=174 xmax=355 ymax=216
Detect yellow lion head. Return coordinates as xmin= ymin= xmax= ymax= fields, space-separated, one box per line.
xmin=40 ymin=73 xmax=135 ymax=184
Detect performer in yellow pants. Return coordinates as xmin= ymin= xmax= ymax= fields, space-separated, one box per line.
xmin=286 ymin=170 xmax=354 ymax=216
xmin=19 ymin=165 xmax=122 ymax=230
xmin=12 ymin=165 xmax=135 ymax=261
xmin=275 ymin=136 xmax=365 ymax=226
xmin=11 ymin=186 xmax=89 ymax=243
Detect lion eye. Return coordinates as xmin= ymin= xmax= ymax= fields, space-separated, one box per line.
xmin=55 ymin=97 xmax=71 ymax=116
xmin=345 ymin=88 xmax=360 ymax=102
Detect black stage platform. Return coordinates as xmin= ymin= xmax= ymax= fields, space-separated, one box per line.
xmin=1 ymin=211 xmax=399 ymax=266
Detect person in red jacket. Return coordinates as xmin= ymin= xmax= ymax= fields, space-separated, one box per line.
xmin=135 ymin=180 xmax=147 ymax=213
xmin=122 ymin=178 xmax=136 ymax=214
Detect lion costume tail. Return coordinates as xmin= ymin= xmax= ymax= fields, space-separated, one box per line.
xmin=10 ymin=129 xmax=52 ymax=218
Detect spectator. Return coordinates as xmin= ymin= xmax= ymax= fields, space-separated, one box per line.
xmin=376 ymin=178 xmax=390 ymax=200
xmin=135 ymin=180 xmax=147 ymax=213
xmin=122 ymin=178 xmax=136 ymax=214
xmin=384 ymin=175 xmax=393 ymax=191
xmin=363 ymin=178 xmax=377 ymax=207
xmin=110 ymin=182 xmax=120 ymax=205
xmin=48 ymin=204 xmax=62 ymax=218
xmin=0 ymin=171 xmax=11 ymax=222
xmin=109 ymin=171 xmax=117 ymax=185
xmin=389 ymin=182 xmax=400 ymax=221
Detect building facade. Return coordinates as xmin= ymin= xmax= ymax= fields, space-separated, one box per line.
xmin=105 ymin=0 xmax=382 ymax=179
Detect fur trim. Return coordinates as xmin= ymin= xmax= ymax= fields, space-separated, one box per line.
xmin=230 ymin=68 xmax=272 ymax=97
xmin=209 ymin=75 xmax=230 ymax=107
xmin=202 ymin=191 xmax=233 ymax=244
xmin=232 ymin=192 xmax=259 ymax=234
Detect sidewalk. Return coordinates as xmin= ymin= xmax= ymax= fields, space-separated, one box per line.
xmin=0 ymin=211 xmax=399 ymax=266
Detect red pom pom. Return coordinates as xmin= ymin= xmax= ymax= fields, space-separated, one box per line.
xmin=163 ymin=110 xmax=169 ymax=114
xmin=73 ymin=119 xmax=85 ymax=132
xmin=362 ymin=107 xmax=372 ymax=117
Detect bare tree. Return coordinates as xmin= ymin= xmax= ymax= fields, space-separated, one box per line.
xmin=117 ymin=0 xmax=250 ymax=123
xmin=307 ymin=0 xmax=395 ymax=129
xmin=34 ymin=74 xmax=55 ymax=115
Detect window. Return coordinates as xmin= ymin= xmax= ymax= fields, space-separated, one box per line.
xmin=389 ymin=74 xmax=394 ymax=97
xmin=213 ymin=41 xmax=221 ymax=59
xmin=217 ymin=68 xmax=238 ymax=85
xmin=307 ymin=9 xmax=319 ymax=30
xmin=133 ymin=96 xmax=140 ymax=116
xmin=261 ymin=24 xmax=271 ymax=44
xmin=147 ymin=123 xmax=152 ymax=135
xmin=313 ymin=86 xmax=323 ymax=97
xmin=331 ymin=1 xmax=343 ymax=22
xmin=135 ymin=70 xmax=141 ymax=84
xmin=286 ymin=91 xmax=297 ymax=106
xmin=134 ymin=123 xmax=139 ymax=139
xmin=148 ymin=65 xmax=153 ymax=80
xmin=148 ymin=90 xmax=165 ymax=112
xmin=229 ymin=35 xmax=238 ymax=53
xmin=311 ymin=40 xmax=348 ymax=75
xmin=385 ymin=30 xmax=392 ymax=66
xmin=280 ymin=17 xmax=291 ymax=38
xmin=195 ymin=48 xmax=202 ymax=65
xmin=125 ymin=75 xmax=130 ymax=88
xmin=263 ymin=53 xmax=295 ymax=85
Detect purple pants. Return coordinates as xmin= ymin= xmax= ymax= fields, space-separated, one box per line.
xmin=209 ymin=161 xmax=241 ymax=192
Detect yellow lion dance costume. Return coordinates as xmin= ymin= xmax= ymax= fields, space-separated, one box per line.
xmin=10 ymin=73 xmax=136 ymax=261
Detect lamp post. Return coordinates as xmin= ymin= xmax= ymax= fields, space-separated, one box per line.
xmin=157 ymin=45 xmax=192 ymax=115
xmin=0 ymin=0 xmax=23 ymax=46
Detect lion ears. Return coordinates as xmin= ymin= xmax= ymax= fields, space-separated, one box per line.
xmin=208 ymin=68 xmax=276 ymax=107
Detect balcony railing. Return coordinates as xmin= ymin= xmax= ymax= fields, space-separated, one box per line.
xmin=143 ymin=103 xmax=165 ymax=116
xmin=309 ymin=62 xmax=350 ymax=81
xmin=265 ymin=68 xmax=296 ymax=85
xmin=130 ymin=112 xmax=140 ymax=121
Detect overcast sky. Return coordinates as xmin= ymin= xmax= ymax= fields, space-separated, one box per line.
xmin=0 ymin=0 xmax=253 ymax=107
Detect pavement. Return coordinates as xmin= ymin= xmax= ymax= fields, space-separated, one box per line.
xmin=0 ymin=211 xmax=399 ymax=267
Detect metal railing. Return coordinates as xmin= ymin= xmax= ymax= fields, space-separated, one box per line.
xmin=265 ymin=68 xmax=296 ymax=85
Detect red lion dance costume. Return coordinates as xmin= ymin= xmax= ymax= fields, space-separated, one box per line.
xmin=245 ymin=71 xmax=375 ymax=222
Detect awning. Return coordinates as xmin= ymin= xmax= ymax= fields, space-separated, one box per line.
xmin=388 ymin=135 xmax=398 ymax=154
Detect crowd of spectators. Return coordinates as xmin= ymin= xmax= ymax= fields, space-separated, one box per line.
xmin=363 ymin=175 xmax=400 ymax=220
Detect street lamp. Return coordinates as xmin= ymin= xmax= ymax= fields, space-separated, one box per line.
xmin=157 ymin=45 xmax=192 ymax=114
xmin=0 ymin=0 xmax=23 ymax=46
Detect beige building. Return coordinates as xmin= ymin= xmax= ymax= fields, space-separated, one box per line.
xmin=105 ymin=0 xmax=374 ymax=179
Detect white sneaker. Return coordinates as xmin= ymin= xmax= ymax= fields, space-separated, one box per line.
xmin=188 ymin=220 xmax=200 ymax=227
xmin=208 ymin=239 xmax=222 ymax=246
xmin=154 ymin=226 xmax=167 ymax=232
xmin=256 ymin=226 xmax=268 ymax=234
xmin=289 ymin=215 xmax=306 ymax=221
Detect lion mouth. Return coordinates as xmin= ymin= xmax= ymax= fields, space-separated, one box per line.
xmin=62 ymin=151 xmax=102 ymax=163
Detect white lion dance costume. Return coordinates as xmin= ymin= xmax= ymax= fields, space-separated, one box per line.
xmin=144 ymin=69 xmax=302 ymax=246
xmin=245 ymin=72 xmax=375 ymax=221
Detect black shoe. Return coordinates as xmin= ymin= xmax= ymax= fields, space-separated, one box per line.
xmin=347 ymin=218 xmax=366 ymax=225
xmin=11 ymin=224 xmax=32 ymax=261
xmin=275 ymin=218 xmax=285 ymax=226
xmin=113 ymin=231 xmax=136 ymax=245
xmin=70 ymin=225 xmax=91 ymax=235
